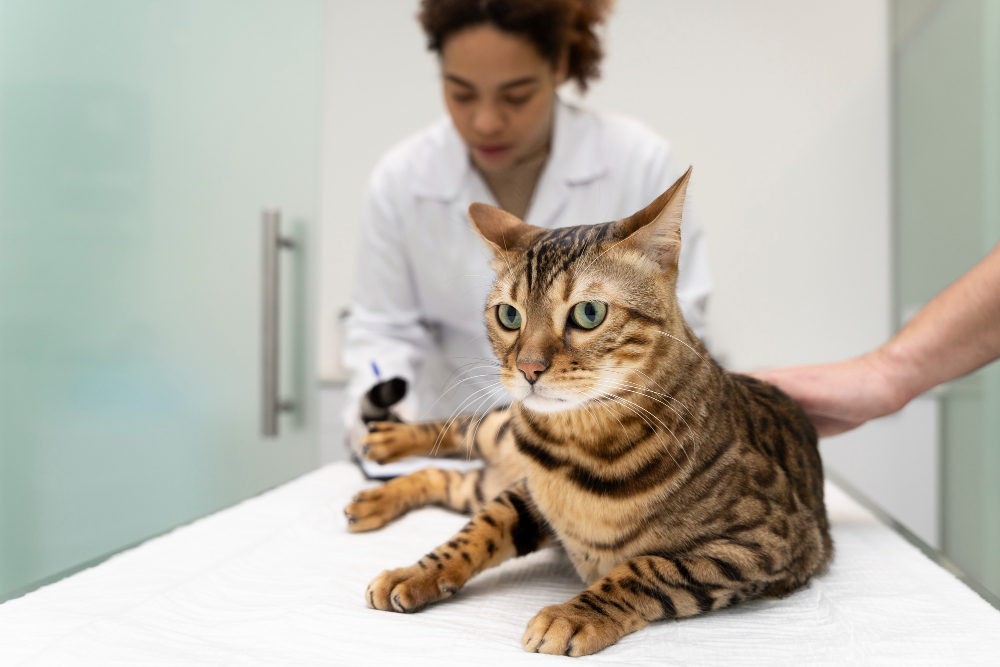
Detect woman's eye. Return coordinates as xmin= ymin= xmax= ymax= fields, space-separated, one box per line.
xmin=452 ymin=93 xmax=475 ymax=104
xmin=497 ymin=304 xmax=522 ymax=330
xmin=504 ymin=94 xmax=532 ymax=106
xmin=570 ymin=301 xmax=607 ymax=329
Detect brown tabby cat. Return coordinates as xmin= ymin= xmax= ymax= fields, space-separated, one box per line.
xmin=344 ymin=169 xmax=832 ymax=657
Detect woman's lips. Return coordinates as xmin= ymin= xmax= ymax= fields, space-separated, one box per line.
xmin=475 ymin=144 xmax=513 ymax=161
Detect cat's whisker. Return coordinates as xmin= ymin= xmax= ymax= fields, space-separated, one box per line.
xmin=430 ymin=387 xmax=499 ymax=456
xmin=593 ymin=380 xmax=696 ymax=462
xmin=452 ymin=386 xmax=505 ymax=461
xmin=439 ymin=368 xmax=503 ymax=391
xmin=435 ymin=359 xmax=501 ymax=388
xmin=440 ymin=360 xmax=502 ymax=383
xmin=585 ymin=382 xmax=674 ymax=433
xmin=463 ymin=330 xmax=489 ymax=344
xmin=655 ymin=330 xmax=710 ymax=365
xmin=444 ymin=369 xmax=503 ymax=386
xmin=577 ymin=386 xmax=660 ymax=441
xmin=430 ymin=382 xmax=505 ymax=456
xmin=468 ymin=391 xmax=510 ymax=461
xmin=396 ymin=359 xmax=502 ymax=422
xmin=457 ymin=284 xmax=498 ymax=299
xmin=594 ymin=381 xmax=689 ymax=424
xmin=589 ymin=389 xmax=682 ymax=469
xmin=589 ymin=369 xmax=698 ymax=457
xmin=419 ymin=369 xmax=504 ymax=420
xmin=567 ymin=388 xmax=633 ymax=447
xmin=590 ymin=366 xmax=690 ymax=413
xmin=593 ymin=378 xmax=697 ymax=446
xmin=588 ymin=384 xmax=690 ymax=466
xmin=445 ymin=359 xmax=501 ymax=372
xmin=627 ymin=366 xmax=694 ymax=415
xmin=591 ymin=372 xmax=687 ymax=410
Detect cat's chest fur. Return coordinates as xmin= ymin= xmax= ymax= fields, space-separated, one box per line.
xmin=522 ymin=461 xmax=667 ymax=584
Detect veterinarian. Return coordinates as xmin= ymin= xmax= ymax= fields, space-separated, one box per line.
xmin=342 ymin=0 xmax=713 ymax=464
xmin=756 ymin=240 xmax=1000 ymax=437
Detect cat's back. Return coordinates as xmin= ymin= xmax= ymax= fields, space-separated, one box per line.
xmin=722 ymin=372 xmax=833 ymax=573
xmin=726 ymin=374 xmax=825 ymax=503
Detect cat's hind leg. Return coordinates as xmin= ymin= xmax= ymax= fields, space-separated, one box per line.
xmin=345 ymin=468 xmax=490 ymax=532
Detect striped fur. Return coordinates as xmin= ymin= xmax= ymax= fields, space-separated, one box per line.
xmin=346 ymin=169 xmax=832 ymax=656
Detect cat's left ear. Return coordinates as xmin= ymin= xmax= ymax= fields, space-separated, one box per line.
xmin=468 ymin=203 xmax=543 ymax=258
xmin=618 ymin=167 xmax=692 ymax=271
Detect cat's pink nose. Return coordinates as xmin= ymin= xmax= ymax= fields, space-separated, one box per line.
xmin=516 ymin=360 xmax=549 ymax=384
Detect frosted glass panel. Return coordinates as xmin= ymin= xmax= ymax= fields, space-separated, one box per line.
xmin=894 ymin=0 xmax=1000 ymax=598
xmin=0 ymin=0 xmax=322 ymax=598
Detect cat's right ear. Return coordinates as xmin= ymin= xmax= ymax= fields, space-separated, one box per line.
xmin=468 ymin=203 xmax=541 ymax=259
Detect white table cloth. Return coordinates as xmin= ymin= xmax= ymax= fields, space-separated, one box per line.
xmin=2 ymin=462 xmax=998 ymax=666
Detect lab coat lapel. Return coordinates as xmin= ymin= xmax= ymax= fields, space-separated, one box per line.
xmin=525 ymin=100 xmax=607 ymax=228
xmin=409 ymin=117 xmax=494 ymax=234
xmin=412 ymin=100 xmax=608 ymax=230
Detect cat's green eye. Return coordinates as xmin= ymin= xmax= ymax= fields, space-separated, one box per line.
xmin=570 ymin=301 xmax=607 ymax=329
xmin=497 ymin=304 xmax=522 ymax=330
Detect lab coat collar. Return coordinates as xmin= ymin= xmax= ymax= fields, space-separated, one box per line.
xmin=412 ymin=99 xmax=609 ymax=219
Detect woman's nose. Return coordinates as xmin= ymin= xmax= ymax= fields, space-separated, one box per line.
xmin=472 ymin=104 xmax=504 ymax=135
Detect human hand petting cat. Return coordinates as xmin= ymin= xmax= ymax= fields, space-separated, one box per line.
xmin=754 ymin=240 xmax=1000 ymax=437
xmin=750 ymin=352 xmax=906 ymax=437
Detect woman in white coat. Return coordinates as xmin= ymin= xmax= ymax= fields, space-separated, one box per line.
xmin=343 ymin=0 xmax=712 ymax=473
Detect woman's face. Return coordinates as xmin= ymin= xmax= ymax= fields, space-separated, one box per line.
xmin=440 ymin=24 xmax=566 ymax=174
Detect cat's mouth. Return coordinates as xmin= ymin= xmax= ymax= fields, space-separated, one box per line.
xmin=520 ymin=385 xmax=576 ymax=413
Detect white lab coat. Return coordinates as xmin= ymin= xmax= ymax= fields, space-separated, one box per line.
xmin=343 ymin=100 xmax=712 ymax=431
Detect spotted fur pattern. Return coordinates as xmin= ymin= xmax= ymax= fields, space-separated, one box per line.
xmin=346 ymin=169 xmax=832 ymax=656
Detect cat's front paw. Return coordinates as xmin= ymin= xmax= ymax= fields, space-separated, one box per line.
xmin=365 ymin=562 xmax=461 ymax=613
xmin=344 ymin=488 xmax=399 ymax=533
xmin=522 ymin=600 xmax=634 ymax=657
xmin=361 ymin=422 xmax=434 ymax=464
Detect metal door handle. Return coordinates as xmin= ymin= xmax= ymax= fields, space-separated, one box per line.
xmin=262 ymin=209 xmax=295 ymax=437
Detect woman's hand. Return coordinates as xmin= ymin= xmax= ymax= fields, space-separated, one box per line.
xmin=750 ymin=352 xmax=910 ymax=438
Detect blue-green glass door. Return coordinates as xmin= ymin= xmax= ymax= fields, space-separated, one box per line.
xmin=894 ymin=0 xmax=1000 ymax=598
xmin=0 ymin=0 xmax=323 ymax=598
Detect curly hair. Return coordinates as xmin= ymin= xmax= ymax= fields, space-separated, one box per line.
xmin=418 ymin=0 xmax=613 ymax=92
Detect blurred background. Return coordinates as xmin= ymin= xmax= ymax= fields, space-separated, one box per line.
xmin=1 ymin=0 xmax=997 ymax=604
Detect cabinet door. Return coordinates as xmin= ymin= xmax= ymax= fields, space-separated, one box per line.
xmin=0 ymin=0 xmax=323 ymax=598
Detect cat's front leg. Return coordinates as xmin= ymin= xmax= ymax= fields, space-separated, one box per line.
xmin=523 ymin=554 xmax=745 ymax=656
xmin=360 ymin=420 xmax=455 ymax=464
xmin=345 ymin=468 xmax=489 ymax=532
xmin=522 ymin=592 xmax=640 ymax=657
xmin=366 ymin=480 xmax=550 ymax=613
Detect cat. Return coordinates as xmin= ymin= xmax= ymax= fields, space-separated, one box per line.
xmin=344 ymin=168 xmax=832 ymax=657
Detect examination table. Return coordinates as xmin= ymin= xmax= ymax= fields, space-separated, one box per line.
xmin=2 ymin=462 xmax=998 ymax=666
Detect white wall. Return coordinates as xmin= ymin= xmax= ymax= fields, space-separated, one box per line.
xmin=821 ymin=396 xmax=940 ymax=548
xmin=320 ymin=0 xmax=443 ymax=378
xmin=320 ymin=0 xmax=892 ymax=378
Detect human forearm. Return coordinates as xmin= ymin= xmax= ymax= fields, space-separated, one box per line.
xmin=342 ymin=308 xmax=434 ymax=424
xmin=874 ymin=241 xmax=1000 ymax=402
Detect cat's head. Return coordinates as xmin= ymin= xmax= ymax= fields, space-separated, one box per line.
xmin=469 ymin=168 xmax=692 ymax=413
